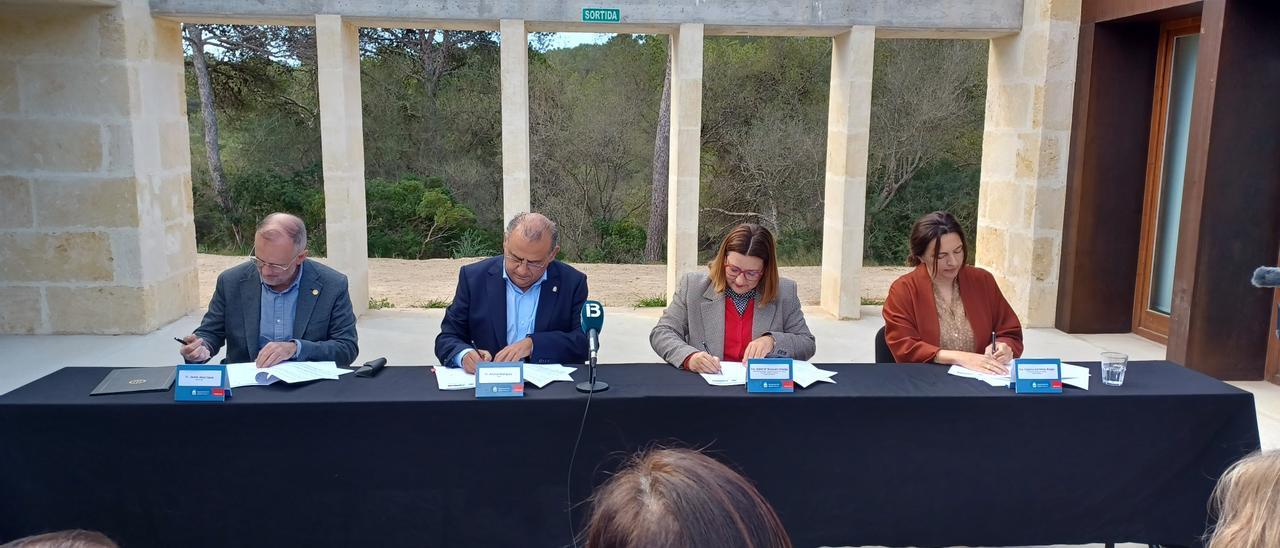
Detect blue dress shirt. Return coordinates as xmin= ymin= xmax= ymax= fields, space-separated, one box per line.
xmin=259 ymin=262 xmax=303 ymax=359
xmin=453 ymin=267 xmax=547 ymax=366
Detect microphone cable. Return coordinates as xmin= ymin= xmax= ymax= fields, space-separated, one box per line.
xmin=566 ymin=356 xmax=594 ymax=548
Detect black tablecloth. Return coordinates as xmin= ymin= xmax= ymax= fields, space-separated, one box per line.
xmin=0 ymin=361 xmax=1259 ymax=547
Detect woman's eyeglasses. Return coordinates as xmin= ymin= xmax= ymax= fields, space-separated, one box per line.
xmin=724 ymin=264 xmax=763 ymax=281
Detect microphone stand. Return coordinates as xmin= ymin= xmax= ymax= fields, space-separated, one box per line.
xmin=576 ymin=330 xmax=609 ymax=393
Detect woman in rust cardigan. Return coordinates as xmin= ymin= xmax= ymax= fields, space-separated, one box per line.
xmin=882 ymin=211 xmax=1023 ymax=374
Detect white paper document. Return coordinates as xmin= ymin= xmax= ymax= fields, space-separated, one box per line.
xmin=225 ymin=361 xmax=349 ymax=388
xmin=225 ymin=362 xmax=278 ymax=388
xmin=433 ymin=366 xmax=475 ymax=390
xmin=947 ymin=361 xmax=1090 ymax=390
xmin=697 ymin=360 xmax=838 ymax=388
xmin=700 ymin=361 xmax=747 ymax=386
xmin=523 ymin=363 xmax=577 ymax=388
xmin=433 ymin=363 xmax=579 ymax=390
xmin=792 ymin=361 xmax=838 ymax=388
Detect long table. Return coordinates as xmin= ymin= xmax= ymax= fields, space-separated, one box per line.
xmin=0 ymin=361 xmax=1259 ymax=547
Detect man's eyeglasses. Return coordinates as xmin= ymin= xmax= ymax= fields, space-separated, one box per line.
xmin=505 ymin=253 xmax=550 ymax=272
xmin=725 ymin=264 xmax=763 ymax=281
xmin=249 ymin=250 xmax=300 ymax=273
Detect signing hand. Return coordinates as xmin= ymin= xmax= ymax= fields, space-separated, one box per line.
xmin=461 ymin=349 xmax=493 ymax=374
xmin=957 ymin=351 xmax=1008 ymax=375
xmin=179 ymin=334 xmax=210 ymax=363
xmin=256 ymin=341 xmax=298 ymax=368
xmin=685 ymin=351 xmax=722 ymax=374
xmin=743 ymin=335 xmax=775 ymax=360
xmin=494 ymin=337 xmax=534 ymax=363
xmin=984 ymin=341 xmax=1014 ymax=364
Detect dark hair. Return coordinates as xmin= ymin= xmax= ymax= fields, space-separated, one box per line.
xmin=583 ymin=448 xmax=793 ymax=548
xmin=0 ymin=530 xmax=118 ymax=548
xmin=907 ymin=211 xmax=967 ymax=272
xmin=707 ymin=224 xmax=780 ymax=306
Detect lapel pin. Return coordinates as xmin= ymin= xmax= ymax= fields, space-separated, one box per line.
xmin=311 ymin=289 xmax=319 ymax=296
xmin=552 ymin=286 xmax=558 ymax=293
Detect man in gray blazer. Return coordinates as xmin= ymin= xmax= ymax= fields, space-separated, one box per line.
xmin=178 ymin=213 xmax=359 ymax=367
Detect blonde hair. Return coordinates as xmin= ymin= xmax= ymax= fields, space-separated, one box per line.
xmin=1206 ymin=450 xmax=1280 ymax=548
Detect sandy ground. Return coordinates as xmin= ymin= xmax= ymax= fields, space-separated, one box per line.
xmin=197 ymin=254 xmax=910 ymax=308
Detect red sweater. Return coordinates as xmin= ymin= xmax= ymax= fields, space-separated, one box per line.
xmin=722 ymin=297 xmax=755 ymax=362
xmin=882 ymin=264 xmax=1024 ymax=363
xmin=681 ymin=297 xmax=756 ymax=368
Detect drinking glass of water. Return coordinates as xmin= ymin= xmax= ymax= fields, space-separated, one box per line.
xmin=1100 ymin=352 xmax=1128 ymax=387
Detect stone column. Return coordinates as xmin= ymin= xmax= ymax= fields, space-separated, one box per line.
xmin=975 ymin=0 xmax=1081 ymax=327
xmin=315 ymin=14 xmax=369 ymax=316
xmin=820 ymin=27 xmax=875 ymax=320
xmin=665 ymin=23 xmax=704 ymax=303
xmin=0 ymin=1 xmax=197 ymax=334
xmin=500 ymin=19 xmax=531 ymax=225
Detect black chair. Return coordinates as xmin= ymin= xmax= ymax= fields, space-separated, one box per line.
xmin=874 ymin=326 xmax=896 ymax=363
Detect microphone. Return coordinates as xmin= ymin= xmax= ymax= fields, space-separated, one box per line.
xmin=577 ymin=300 xmax=608 ymax=393
xmin=1255 ymin=267 xmax=1280 ymax=341
xmin=1252 ymin=267 xmax=1280 ymax=288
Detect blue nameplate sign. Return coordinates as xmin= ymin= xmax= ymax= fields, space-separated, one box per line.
xmin=476 ymin=362 xmax=524 ymax=398
xmin=174 ymin=365 xmax=229 ymax=402
xmin=1012 ymin=358 xmax=1062 ymax=394
xmin=747 ymin=358 xmax=794 ymax=393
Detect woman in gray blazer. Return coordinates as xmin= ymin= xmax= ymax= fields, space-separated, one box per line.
xmin=650 ymin=223 xmax=816 ymax=372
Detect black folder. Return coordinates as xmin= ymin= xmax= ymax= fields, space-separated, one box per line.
xmin=90 ymin=367 xmax=177 ymax=395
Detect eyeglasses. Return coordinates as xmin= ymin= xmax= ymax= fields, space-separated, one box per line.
xmin=724 ymin=264 xmax=763 ymax=281
xmin=248 ymin=249 xmax=300 ymax=273
xmin=505 ymin=253 xmax=550 ymax=272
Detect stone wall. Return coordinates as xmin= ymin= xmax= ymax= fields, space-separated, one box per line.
xmin=0 ymin=1 xmax=198 ymax=334
xmin=976 ymin=0 xmax=1080 ymax=328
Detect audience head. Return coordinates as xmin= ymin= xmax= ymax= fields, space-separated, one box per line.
xmin=503 ymin=212 xmax=559 ymax=290
xmin=583 ymin=448 xmax=792 ymax=548
xmin=908 ymin=211 xmax=967 ymax=282
xmin=1206 ymin=450 xmax=1280 ymax=548
xmin=252 ymin=212 xmax=308 ymax=288
xmin=708 ymin=223 xmax=780 ymax=306
xmin=0 ymin=530 xmax=118 ymax=548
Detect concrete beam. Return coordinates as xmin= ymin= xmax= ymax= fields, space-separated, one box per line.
xmin=500 ymin=19 xmax=531 ymax=225
xmin=0 ymin=0 xmax=118 ymax=6
xmin=819 ymin=27 xmax=874 ymax=320
xmin=665 ymin=23 xmax=703 ymax=304
xmin=315 ymin=14 xmax=370 ymax=316
xmin=151 ymin=0 xmax=1022 ymax=34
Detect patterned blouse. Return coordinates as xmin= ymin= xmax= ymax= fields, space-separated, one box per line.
xmin=933 ymin=278 xmax=975 ymax=353
xmin=725 ymin=287 xmax=757 ymax=316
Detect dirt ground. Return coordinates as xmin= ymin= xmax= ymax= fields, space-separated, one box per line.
xmin=197 ymin=254 xmax=910 ymax=308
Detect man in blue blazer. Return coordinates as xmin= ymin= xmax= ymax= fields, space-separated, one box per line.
xmin=178 ymin=213 xmax=360 ymax=367
xmin=435 ymin=212 xmax=589 ymax=372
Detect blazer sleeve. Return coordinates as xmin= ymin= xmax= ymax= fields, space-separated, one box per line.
xmin=882 ymin=278 xmax=940 ymax=364
xmin=434 ymin=267 xmax=476 ymax=367
xmin=190 ymin=272 xmax=229 ymax=364
xmin=528 ymin=272 xmax=589 ymax=364
xmin=296 ymin=276 xmax=359 ymax=367
xmin=985 ymin=271 xmax=1025 ymax=358
xmin=765 ymin=281 xmax=816 ymax=360
xmin=649 ymin=274 xmax=700 ymax=368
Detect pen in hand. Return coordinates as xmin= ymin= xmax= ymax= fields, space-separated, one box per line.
xmin=699 ymin=341 xmax=722 ymax=374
